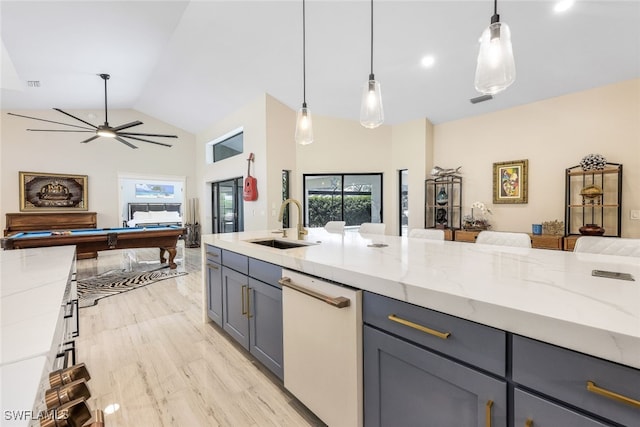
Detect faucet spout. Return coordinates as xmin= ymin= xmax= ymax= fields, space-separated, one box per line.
xmin=278 ymin=198 xmax=308 ymax=240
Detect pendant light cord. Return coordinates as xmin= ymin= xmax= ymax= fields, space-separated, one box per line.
xmin=491 ymin=0 xmax=500 ymax=24
xmin=369 ymin=0 xmax=374 ymax=77
xmin=302 ymin=0 xmax=307 ymax=105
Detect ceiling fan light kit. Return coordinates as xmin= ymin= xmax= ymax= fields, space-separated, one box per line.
xmin=474 ymin=0 xmax=516 ymax=95
xmin=8 ymin=73 xmax=177 ymax=149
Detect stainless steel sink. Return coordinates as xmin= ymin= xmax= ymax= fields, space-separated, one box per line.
xmin=247 ymin=238 xmax=317 ymax=249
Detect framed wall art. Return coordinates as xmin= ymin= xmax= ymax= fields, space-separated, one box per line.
xmin=19 ymin=171 xmax=88 ymax=211
xmin=492 ymin=159 xmax=528 ymax=204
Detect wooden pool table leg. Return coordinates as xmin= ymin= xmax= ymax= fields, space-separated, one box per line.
xmin=159 ymin=247 xmax=178 ymax=269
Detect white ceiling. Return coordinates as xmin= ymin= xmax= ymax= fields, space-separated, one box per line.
xmin=1 ymin=1 xmax=639 ymax=134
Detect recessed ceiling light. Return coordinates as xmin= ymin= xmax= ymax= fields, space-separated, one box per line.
xmin=421 ymin=55 xmax=435 ymax=68
xmin=554 ymin=0 xmax=575 ymax=13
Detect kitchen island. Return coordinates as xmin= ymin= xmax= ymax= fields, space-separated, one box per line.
xmin=202 ymin=228 xmax=639 ymax=426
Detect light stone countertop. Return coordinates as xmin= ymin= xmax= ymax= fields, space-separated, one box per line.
xmin=0 ymin=246 xmax=76 ymax=427
xmin=203 ymin=228 xmax=640 ymax=369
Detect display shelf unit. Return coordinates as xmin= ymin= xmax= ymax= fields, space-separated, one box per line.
xmin=425 ymin=176 xmax=462 ymax=232
xmin=564 ymin=163 xmax=622 ymax=237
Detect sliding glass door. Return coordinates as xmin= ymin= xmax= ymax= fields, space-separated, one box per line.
xmin=303 ymin=173 xmax=383 ymax=228
xmin=212 ymin=177 xmax=244 ymax=233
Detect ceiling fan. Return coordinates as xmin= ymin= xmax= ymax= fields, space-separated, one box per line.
xmin=8 ymin=73 xmax=177 ymax=149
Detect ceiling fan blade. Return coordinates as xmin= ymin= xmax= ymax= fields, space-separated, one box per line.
xmin=80 ymin=135 xmax=100 ymax=144
xmin=115 ymin=136 xmax=138 ymax=149
xmin=112 ymin=121 xmax=143 ymax=132
xmin=54 ymin=108 xmax=98 ymax=129
xmin=118 ymin=131 xmax=178 ymax=138
xmin=8 ymin=112 xmax=95 ymax=130
xmin=26 ymin=129 xmax=94 ymax=133
xmin=119 ymin=134 xmax=172 ymax=147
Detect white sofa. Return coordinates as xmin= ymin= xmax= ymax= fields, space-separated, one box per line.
xmin=127 ymin=210 xmax=182 ymax=227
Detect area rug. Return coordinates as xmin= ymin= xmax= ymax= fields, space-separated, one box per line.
xmin=78 ymin=266 xmax=187 ymax=308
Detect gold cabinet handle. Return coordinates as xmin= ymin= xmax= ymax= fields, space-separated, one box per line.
xmin=241 ymin=285 xmax=247 ymax=315
xmin=486 ymin=400 xmax=493 ymax=427
xmin=387 ymin=314 xmax=451 ymax=339
xmin=278 ymin=277 xmax=350 ymax=308
xmin=206 ymin=251 xmax=219 ymax=258
xmin=206 ymin=263 xmax=219 ymax=270
xmin=587 ymin=381 xmax=640 ymax=408
xmin=525 ymin=419 xmax=533 ymax=427
xmin=246 ymin=287 xmax=252 ymax=319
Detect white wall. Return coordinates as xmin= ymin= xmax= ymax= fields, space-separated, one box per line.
xmin=1 ymin=109 xmax=196 ymax=230
xmin=196 ymin=94 xmax=268 ymax=234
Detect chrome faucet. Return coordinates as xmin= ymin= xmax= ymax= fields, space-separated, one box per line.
xmin=278 ymin=198 xmax=308 ymax=240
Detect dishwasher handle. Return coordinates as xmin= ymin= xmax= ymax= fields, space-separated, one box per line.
xmin=279 ymin=277 xmax=350 ymax=308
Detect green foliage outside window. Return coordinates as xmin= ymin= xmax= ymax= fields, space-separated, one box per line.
xmin=307 ymin=195 xmax=372 ymax=227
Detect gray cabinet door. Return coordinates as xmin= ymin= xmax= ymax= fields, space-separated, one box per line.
xmin=248 ymin=277 xmax=283 ymax=380
xmin=514 ymin=388 xmax=614 ymax=427
xmin=222 ymin=266 xmax=249 ymax=349
xmin=364 ymin=325 xmax=506 ymax=427
xmin=206 ymin=260 xmax=223 ymax=326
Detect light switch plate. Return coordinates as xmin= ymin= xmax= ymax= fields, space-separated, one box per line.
xmin=631 ymin=210 xmax=640 ymax=220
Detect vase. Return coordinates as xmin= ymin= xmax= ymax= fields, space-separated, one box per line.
xmin=579 ymin=224 xmax=605 ymax=236
xmin=436 ymin=187 xmax=448 ymax=206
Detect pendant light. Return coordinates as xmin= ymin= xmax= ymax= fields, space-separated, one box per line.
xmin=360 ymin=0 xmax=384 ymax=128
xmin=474 ymin=0 xmax=516 ymax=95
xmin=295 ymin=0 xmax=313 ymax=145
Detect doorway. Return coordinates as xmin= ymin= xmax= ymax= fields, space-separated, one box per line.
xmin=399 ymin=169 xmax=408 ymax=236
xmin=212 ymin=177 xmax=244 ymax=233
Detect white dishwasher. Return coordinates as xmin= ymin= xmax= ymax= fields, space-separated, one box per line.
xmin=280 ymin=269 xmax=363 ymax=427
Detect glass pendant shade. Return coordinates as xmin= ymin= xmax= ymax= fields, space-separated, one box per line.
xmin=474 ymin=21 xmax=516 ymax=95
xmin=360 ymin=78 xmax=384 ymax=129
xmin=295 ymin=104 xmax=313 ymax=145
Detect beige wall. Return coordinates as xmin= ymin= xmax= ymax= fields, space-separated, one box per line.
xmin=0 ymin=109 xmax=195 ymax=230
xmin=391 ymin=119 xmax=433 ymax=234
xmin=294 ymin=114 xmax=393 ymax=229
xmin=6 ymin=80 xmax=634 ymax=239
xmin=434 ymin=78 xmax=640 ymax=238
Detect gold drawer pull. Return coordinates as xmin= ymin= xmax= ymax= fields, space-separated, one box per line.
xmin=206 ymin=263 xmax=219 ymax=270
xmin=206 ymin=252 xmax=219 ymax=258
xmin=278 ymin=277 xmax=350 ymax=308
xmin=587 ymin=381 xmax=640 ymax=408
xmin=387 ymin=314 xmax=451 ymax=339
xmin=241 ymin=285 xmax=247 ymax=315
xmin=525 ymin=419 xmax=533 ymax=427
xmin=486 ymin=400 xmax=493 ymax=427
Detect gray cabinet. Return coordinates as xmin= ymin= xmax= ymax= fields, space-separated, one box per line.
xmin=363 ymin=292 xmax=507 ymax=427
xmin=222 ymin=266 xmax=250 ymax=348
xmin=512 ymin=335 xmax=640 ymax=426
xmin=217 ymin=249 xmax=284 ymax=380
xmin=249 ymin=277 xmax=283 ymax=379
xmin=364 ymin=326 xmax=506 ymax=427
xmin=514 ymin=388 xmax=614 ymax=427
xmin=205 ymin=245 xmax=223 ymax=326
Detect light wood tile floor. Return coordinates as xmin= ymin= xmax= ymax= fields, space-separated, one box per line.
xmin=76 ymin=242 xmax=324 ymax=427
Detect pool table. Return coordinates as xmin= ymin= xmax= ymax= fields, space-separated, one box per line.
xmin=2 ymin=225 xmax=184 ymax=269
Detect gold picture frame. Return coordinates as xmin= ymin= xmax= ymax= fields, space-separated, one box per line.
xmin=19 ymin=171 xmax=88 ymax=211
xmin=492 ymin=159 xmax=528 ymax=204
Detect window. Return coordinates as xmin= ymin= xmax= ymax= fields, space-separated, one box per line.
xmin=210 ymin=131 xmax=243 ymax=163
xmin=303 ymin=173 xmax=383 ymax=228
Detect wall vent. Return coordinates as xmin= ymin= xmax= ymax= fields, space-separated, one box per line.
xmin=27 ymin=80 xmax=41 ymax=87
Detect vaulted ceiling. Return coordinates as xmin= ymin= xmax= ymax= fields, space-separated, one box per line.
xmin=2 ymin=1 xmax=639 ymax=134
